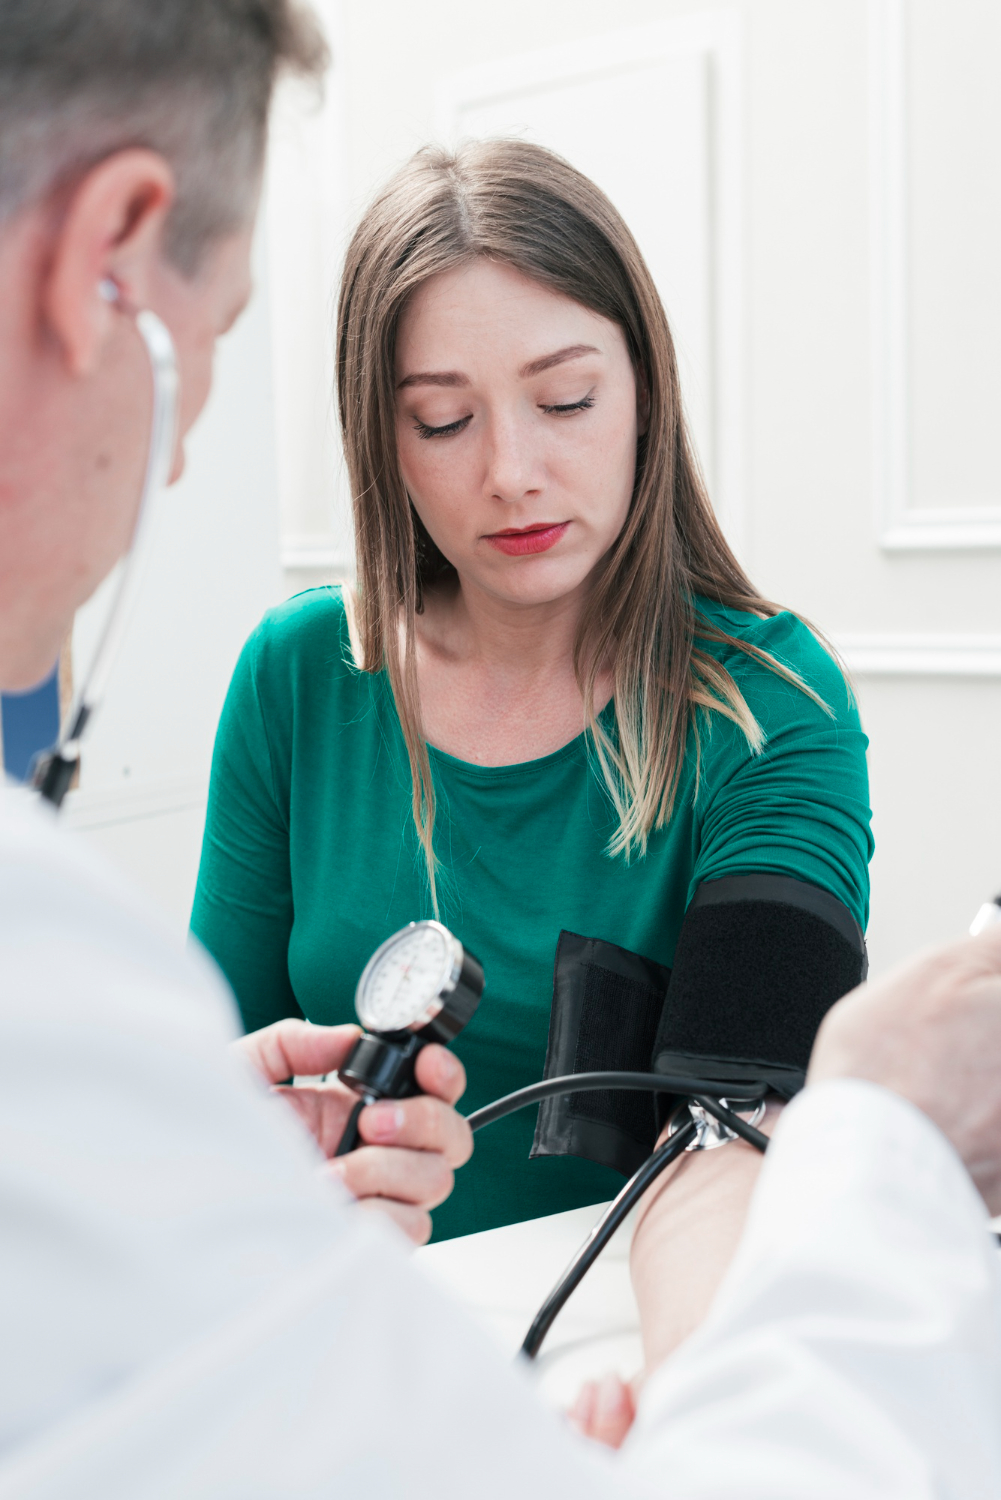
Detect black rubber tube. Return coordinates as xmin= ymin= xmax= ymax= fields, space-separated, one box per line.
xmin=520 ymin=1118 xmax=699 ymax=1360
xmin=333 ymin=1096 xmax=367 ymax=1158
xmin=466 ymin=1078 xmax=772 ymax=1362
xmin=466 ymin=1071 xmax=759 ymax=1133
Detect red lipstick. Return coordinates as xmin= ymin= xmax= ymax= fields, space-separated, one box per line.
xmin=485 ymin=522 xmax=569 ymax=556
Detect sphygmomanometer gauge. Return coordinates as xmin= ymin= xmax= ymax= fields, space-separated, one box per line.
xmin=355 ymin=920 xmax=483 ymax=1043
xmin=334 ymin=922 xmax=484 ymax=1154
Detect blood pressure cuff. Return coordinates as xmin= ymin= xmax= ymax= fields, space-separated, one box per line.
xmin=530 ymin=874 xmax=867 ymax=1177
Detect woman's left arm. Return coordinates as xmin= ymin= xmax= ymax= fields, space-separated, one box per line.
xmin=631 ymin=636 xmax=873 ymax=1369
xmin=630 ymin=1099 xmax=783 ymax=1369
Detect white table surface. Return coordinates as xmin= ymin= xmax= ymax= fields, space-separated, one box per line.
xmin=416 ymin=1202 xmax=642 ymax=1409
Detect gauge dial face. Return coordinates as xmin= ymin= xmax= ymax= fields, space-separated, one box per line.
xmin=356 ymin=922 xmax=456 ymax=1034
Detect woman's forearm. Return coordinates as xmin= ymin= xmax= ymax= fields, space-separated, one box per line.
xmin=630 ymin=1100 xmax=784 ymax=1372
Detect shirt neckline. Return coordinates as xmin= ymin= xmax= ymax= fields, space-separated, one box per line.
xmin=426 ymin=699 xmax=615 ymax=782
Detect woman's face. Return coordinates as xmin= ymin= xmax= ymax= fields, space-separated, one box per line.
xmin=394 ymin=258 xmax=642 ymax=609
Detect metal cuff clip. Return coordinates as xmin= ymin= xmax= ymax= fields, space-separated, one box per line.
xmin=684 ymin=1096 xmax=767 ymax=1151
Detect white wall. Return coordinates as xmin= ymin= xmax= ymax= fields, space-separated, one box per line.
xmin=264 ymin=0 xmax=1001 ymax=975
xmin=266 ymin=0 xmax=355 ymax=593
xmin=435 ymin=20 xmax=732 ymax=532
xmin=76 ymin=0 xmax=1001 ymax=967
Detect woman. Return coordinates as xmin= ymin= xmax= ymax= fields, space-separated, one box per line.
xmin=191 ymin=141 xmax=872 ymax=1293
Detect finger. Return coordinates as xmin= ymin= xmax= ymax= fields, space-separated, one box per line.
xmin=413 ymin=1043 xmax=467 ymax=1106
xmin=272 ymin=1080 xmax=358 ymax=1157
xmin=325 ymin=1144 xmax=455 ymax=1210
xmin=588 ymin=1374 xmax=636 ymax=1449
xmin=359 ymin=1093 xmax=474 ymax=1168
xmin=356 ymin=1197 xmax=432 ymax=1246
xmin=966 ymin=922 xmax=1001 ymax=973
xmin=235 ymin=1019 xmax=362 ymax=1087
xmin=566 ymin=1381 xmax=598 ymax=1436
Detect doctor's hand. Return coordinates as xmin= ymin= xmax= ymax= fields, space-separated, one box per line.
xmin=810 ymin=923 xmax=1001 ymax=1213
xmin=234 ymin=1019 xmax=473 ymax=1244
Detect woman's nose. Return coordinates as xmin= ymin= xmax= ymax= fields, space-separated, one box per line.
xmin=483 ymin=411 xmax=543 ymax=504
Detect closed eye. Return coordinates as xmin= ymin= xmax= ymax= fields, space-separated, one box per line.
xmin=413 ymin=414 xmax=472 ymax=440
xmin=541 ymin=393 xmax=596 ymax=416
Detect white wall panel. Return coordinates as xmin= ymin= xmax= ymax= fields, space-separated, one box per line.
xmin=860 ymin=675 xmax=1001 ymax=971
xmin=871 ymin=0 xmax=1001 ymax=549
xmin=437 ymin=14 xmax=744 ymax=545
xmin=71 ymin=803 xmax=209 ymax=937
xmin=266 ymin=0 xmax=355 ymax=586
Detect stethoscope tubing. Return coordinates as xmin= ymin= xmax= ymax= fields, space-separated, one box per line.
xmin=465 ymin=1072 xmax=771 ymax=1361
xmin=467 ymin=1071 xmax=771 ymax=1152
xmin=35 ymin=300 xmax=179 ymax=808
xmin=520 ymin=1116 xmax=699 ymax=1360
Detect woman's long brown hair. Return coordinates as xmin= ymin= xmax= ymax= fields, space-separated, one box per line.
xmin=336 ymin=139 xmax=828 ymax=908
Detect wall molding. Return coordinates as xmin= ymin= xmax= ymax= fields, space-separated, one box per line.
xmin=837 ymin=633 xmax=1001 ymax=678
xmin=63 ymin=774 xmax=208 ymax=831
xmin=281 ymin=534 xmax=356 ymax=574
xmin=435 ymin=11 xmax=745 ymax=550
xmin=870 ymin=0 xmax=1001 ymax=550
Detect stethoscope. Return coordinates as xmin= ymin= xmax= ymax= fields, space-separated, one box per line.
xmin=33 ymin=279 xmax=179 ymax=808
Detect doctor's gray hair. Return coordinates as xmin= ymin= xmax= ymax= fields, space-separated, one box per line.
xmin=0 ymin=0 xmax=327 ymax=273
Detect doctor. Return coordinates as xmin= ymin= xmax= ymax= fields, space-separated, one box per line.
xmin=1 ymin=2 xmax=1001 ymax=1495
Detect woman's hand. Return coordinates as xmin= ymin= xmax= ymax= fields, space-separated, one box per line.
xmin=234 ymin=1019 xmax=473 ymax=1245
xmin=566 ymin=1374 xmax=636 ymax=1449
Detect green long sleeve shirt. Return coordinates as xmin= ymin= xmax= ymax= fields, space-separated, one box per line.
xmin=191 ymin=588 xmax=872 ymax=1240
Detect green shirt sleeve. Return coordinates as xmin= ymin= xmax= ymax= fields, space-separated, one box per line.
xmin=190 ymin=623 xmax=301 ymax=1033
xmin=691 ymin=609 xmax=873 ymax=928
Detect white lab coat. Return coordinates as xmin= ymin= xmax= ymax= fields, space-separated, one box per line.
xmin=0 ymin=783 xmax=998 ymax=1498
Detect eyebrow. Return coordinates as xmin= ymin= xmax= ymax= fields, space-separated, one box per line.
xmin=519 ymin=343 xmax=600 ymax=378
xmin=396 ymin=343 xmax=601 ymax=391
xmin=396 ymin=369 xmax=470 ymax=390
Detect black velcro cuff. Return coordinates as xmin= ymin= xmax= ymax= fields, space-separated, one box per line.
xmin=530 ymin=876 xmax=867 ymax=1177
xmin=530 ymin=931 xmax=667 ymax=1177
xmin=652 ymin=874 xmax=868 ymax=1100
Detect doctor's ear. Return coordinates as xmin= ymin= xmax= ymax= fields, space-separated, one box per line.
xmin=44 ymin=149 xmax=175 ymax=376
